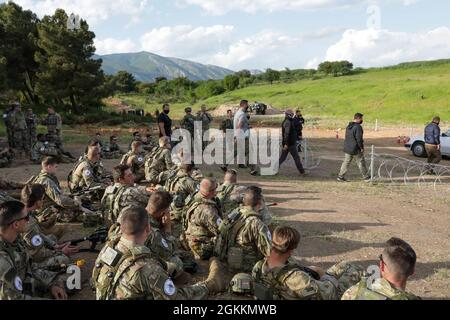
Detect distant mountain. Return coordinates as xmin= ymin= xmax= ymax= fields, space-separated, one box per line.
xmin=94 ymin=51 xmax=234 ymax=82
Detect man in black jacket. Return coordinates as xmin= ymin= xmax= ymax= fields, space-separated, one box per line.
xmin=337 ymin=113 xmax=370 ymax=182
xmin=424 ymin=116 xmax=441 ymax=173
xmin=278 ymin=109 xmax=306 ymax=175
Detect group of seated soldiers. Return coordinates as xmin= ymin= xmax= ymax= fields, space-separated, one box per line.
xmin=0 ymin=132 xmax=420 ymax=300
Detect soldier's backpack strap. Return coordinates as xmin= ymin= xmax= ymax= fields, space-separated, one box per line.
xmin=67 ymin=158 xmax=86 ymax=192
xmin=225 ymin=210 xmax=259 ymax=253
xmin=182 ymin=193 xmax=202 ymax=230
xmin=120 ymin=152 xmax=131 ymax=166
xmin=25 ymin=175 xmax=39 ymax=186
xmin=111 ymin=186 xmax=131 ymax=223
xmin=354 ymin=279 xmax=388 ymax=300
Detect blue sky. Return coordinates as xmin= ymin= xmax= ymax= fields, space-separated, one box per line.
xmin=4 ymin=0 xmax=450 ymax=71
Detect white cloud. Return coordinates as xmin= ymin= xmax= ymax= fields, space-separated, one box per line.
xmin=323 ymin=27 xmax=450 ymax=67
xmin=179 ymin=0 xmax=417 ymax=15
xmin=94 ymin=38 xmax=137 ymax=55
xmin=140 ymin=25 xmax=235 ymax=59
xmin=13 ymin=0 xmax=148 ymax=25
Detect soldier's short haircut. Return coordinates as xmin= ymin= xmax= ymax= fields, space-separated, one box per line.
xmin=0 ymin=201 xmax=25 ymax=228
xmin=147 ymin=191 xmax=172 ymax=215
xmin=42 ymin=156 xmax=59 ymax=167
xmin=21 ymin=184 xmax=45 ymax=208
xmin=240 ymin=100 xmax=248 ymax=107
xmin=201 ymin=177 xmax=217 ymax=193
xmin=131 ymin=140 xmax=142 ymax=149
xmin=382 ymin=237 xmax=417 ymax=280
xmin=243 ymin=186 xmax=263 ymax=208
xmin=120 ymin=206 xmax=148 ymax=236
xmin=272 ymin=226 xmax=301 ymax=254
xmin=112 ymin=164 xmax=130 ymax=182
xmin=180 ymin=163 xmax=194 ymax=173
xmin=225 ymin=169 xmax=237 ymax=178
xmin=159 ymin=136 xmax=170 ymax=147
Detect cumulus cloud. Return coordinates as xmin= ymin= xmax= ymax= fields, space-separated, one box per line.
xmin=140 ymin=25 xmax=235 ymax=59
xmin=323 ymin=27 xmax=450 ymax=67
xmin=178 ymin=0 xmax=417 ymax=15
xmin=94 ymin=38 xmax=138 ymax=55
xmin=14 ymin=0 xmax=148 ymax=25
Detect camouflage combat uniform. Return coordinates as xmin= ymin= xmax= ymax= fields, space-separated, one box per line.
xmin=69 ymin=157 xmax=111 ymax=192
xmin=120 ymin=151 xmax=146 ymax=182
xmin=92 ymin=237 xmax=209 ymax=300
xmin=185 ymin=193 xmax=222 ymax=260
xmin=0 ymin=192 xmax=16 ymax=204
xmin=252 ymin=259 xmax=364 ymax=300
xmin=0 ymin=149 xmax=13 ymax=168
xmin=165 ymin=170 xmax=198 ymax=240
xmin=0 ymin=236 xmax=64 ymax=300
xmin=101 ymin=183 xmax=150 ymax=224
xmin=10 ymin=109 xmax=30 ymax=153
xmin=144 ymin=147 xmax=175 ymax=184
xmin=341 ymin=277 xmax=420 ymax=300
xmin=42 ymin=112 xmax=63 ymax=148
xmin=196 ymin=112 xmax=212 ymax=149
xmin=22 ymin=211 xmax=70 ymax=270
xmin=26 ymin=112 xmax=38 ymax=146
xmin=102 ymin=141 xmax=124 ymax=159
xmin=28 ymin=170 xmax=81 ymax=224
xmin=216 ymin=183 xmax=241 ymax=217
xmin=181 ymin=114 xmax=196 ymax=140
xmin=216 ymin=206 xmax=272 ymax=272
xmin=30 ymin=141 xmax=58 ymax=163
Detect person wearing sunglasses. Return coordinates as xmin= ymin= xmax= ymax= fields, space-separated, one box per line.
xmin=342 ymin=237 xmax=420 ymax=300
xmin=0 ymin=201 xmax=67 ymax=300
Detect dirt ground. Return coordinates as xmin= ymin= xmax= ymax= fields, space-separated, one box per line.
xmin=1 ymin=126 xmax=449 ymax=300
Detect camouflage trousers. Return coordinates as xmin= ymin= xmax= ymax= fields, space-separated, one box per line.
xmin=326 ymin=261 xmax=366 ymax=297
xmin=13 ymin=129 xmax=30 ymax=153
xmin=102 ymin=151 xmax=122 ymax=159
xmin=32 ymin=252 xmax=70 ymax=270
xmin=187 ymin=237 xmax=215 ymax=261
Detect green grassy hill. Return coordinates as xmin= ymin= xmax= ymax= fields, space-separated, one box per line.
xmin=111 ymin=59 xmax=450 ymax=126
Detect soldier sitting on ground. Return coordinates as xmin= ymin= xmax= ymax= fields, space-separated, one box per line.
xmin=101 ymin=164 xmax=151 ymax=226
xmin=145 ymin=136 xmax=176 ymax=185
xmin=215 ymin=186 xmax=272 ymax=273
xmin=184 ymin=177 xmax=222 ymax=261
xmin=21 ymin=184 xmax=79 ymax=270
xmin=120 ymin=141 xmax=146 ymax=183
xmin=216 ymin=169 xmax=241 ymax=217
xmin=0 ymin=201 xmax=68 ymax=300
xmin=0 ymin=147 xmax=14 ymax=168
xmin=102 ymin=135 xmax=124 ymax=159
xmin=27 ymin=156 xmax=89 ymax=228
xmin=92 ymin=206 xmax=226 ymax=300
xmin=342 ymin=237 xmax=420 ymax=300
xmin=252 ymin=226 xmax=364 ymax=300
xmin=31 ymin=134 xmax=58 ymax=164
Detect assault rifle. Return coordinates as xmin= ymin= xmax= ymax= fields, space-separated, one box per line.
xmin=68 ymin=227 xmax=108 ymax=253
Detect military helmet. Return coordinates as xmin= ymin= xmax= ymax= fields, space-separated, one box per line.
xmin=229 ymin=273 xmax=253 ymax=294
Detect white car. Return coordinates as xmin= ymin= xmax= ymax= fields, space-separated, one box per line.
xmin=405 ymin=129 xmax=450 ymax=157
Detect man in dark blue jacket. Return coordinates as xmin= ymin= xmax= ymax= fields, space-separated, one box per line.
xmin=337 ymin=113 xmax=370 ymax=182
xmin=278 ymin=109 xmax=305 ymax=175
xmin=424 ymin=116 xmax=442 ymax=172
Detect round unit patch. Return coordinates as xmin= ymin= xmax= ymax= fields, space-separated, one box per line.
xmin=31 ymin=235 xmax=43 ymax=247
xmin=164 ymin=279 xmax=176 ymax=296
xmin=14 ymin=276 xmax=23 ymax=291
xmin=161 ymin=238 xmax=169 ymax=249
xmin=216 ymin=218 xmax=223 ymax=226
xmin=266 ymin=230 xmax=272 ymax=242
xmin=137 ymin=156 xmax=144 ymax=163
xmin=83 ymin=169 xmax=92 ymax=177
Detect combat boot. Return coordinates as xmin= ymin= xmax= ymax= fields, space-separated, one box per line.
xmin=204 ymin=257 xmax=226 ymax=293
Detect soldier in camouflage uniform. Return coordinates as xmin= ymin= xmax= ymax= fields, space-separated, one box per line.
xmin=21 ymin=184 xmax=79 ymax=270
xmin=220 ymin=109 xmax=234 ymax=133
xmin=252 ymin=226 xmax=364 ymax=300
xmin=41 ymin=107 xmax=63 ymax=149
xmin=216 ymin=169 xmax=241 ymax=217
xmin=25 ymin=108 xmax=38 ymax=146
xmin=69 ymin=146 xmax=112 ymax=194
xmin=181 ymin=107 xmax=195 ymax=140
xmin=3 ymin=105 xmax=15 ymax=148
xmin=101 ymin=164 xmax=151 ymax=225
xmin=185 ymin=178 xmax=222 ymax=260
xmin=0 ymin=201 xmax=68 ymax=300
xmin=0 ymin=148 xmax=13 ymax=168
xmin=145 ymin=136 xmax=176 ymax=185
xmin=342 ymin=237 xmax=420 ymax=300
xmin=215 ymin=186 xmax=272 ymax=272
xmin=28 ymin=157 xmax=85 ymax=228
xmin=120 ymin=141 xmax=146 ymax=183
xmin=10 ymin=103 xmax=30 ymax=157
xmin=165 ymin=164 xmax=198 ymax=240
xmin=102 ymin=135 xmax=124 ymax=159
xmin=31 ymin=134 xmax=59 ymax=164
xmin=92 ymin=206 xmax=226 ymax=300
xmin=196 ymin=105 xmax=213 ymax=150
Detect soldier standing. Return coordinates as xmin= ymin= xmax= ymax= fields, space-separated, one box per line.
xmin=26 ymin=108 xmax=38 ymax=146
xmin=10 ymin=102 xmax=30 ymax=158
xmin=181 ymin=107 xmax=195 ymax=140
xmin=342 ymin=238 xmax=420 ymax=300
xmin=0 ymin=201 xmax=68 ymax=300
xmin=196 ymin=105 xmax=213 ymax=150
xmin=252 ymin=226 xmax=364 ymax=300
xmin=42 ymin=107 xmax=63 ymax=149
xmin=3 ymin=105 xmax=15 ymax=148
xmin=185 ymin=178 xmax=222 ymax=260
xmin=92 ymin=206 xmax=225 ymax=300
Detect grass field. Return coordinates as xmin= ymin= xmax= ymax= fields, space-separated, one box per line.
xmin=113 ymin=60 xmax=450 ymax=127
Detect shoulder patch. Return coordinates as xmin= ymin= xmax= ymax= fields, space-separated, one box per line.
xmin=161 ymin=238 xmax=169 ymax=249
xmin=83 ymin=169 xmax=92 ymax=177
xmin=164 ymin=279 xmax=176 ymax=296
xmin=266 ymin=229 xmax=272 ymax=242
xmin=14 ymin=276 xmax=23 ymax=292
xmin=216 ymin=217 xmax=223 ymax=226
xmin=31 ymin=235 xmax=43 ymax=247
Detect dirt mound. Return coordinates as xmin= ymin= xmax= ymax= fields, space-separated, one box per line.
xmin=211 ymin=103 xmax=283 ymax=117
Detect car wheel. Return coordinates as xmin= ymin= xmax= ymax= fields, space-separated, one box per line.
xmin=412 ymin=142 xmax=427 ymax=157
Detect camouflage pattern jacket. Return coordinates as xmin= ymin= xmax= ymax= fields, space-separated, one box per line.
xmin=185 ymin=193 xmax=221 ymax=243
xmin=342 ymin=277 xmax=420 ymax=300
